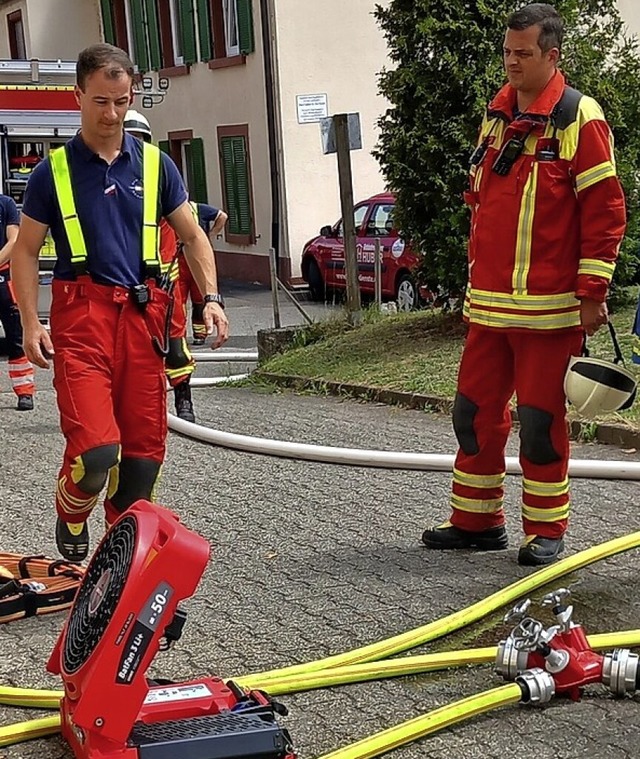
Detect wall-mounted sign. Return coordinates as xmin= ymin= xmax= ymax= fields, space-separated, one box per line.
xmin=296 ymin=93 xmax=329 ymax=124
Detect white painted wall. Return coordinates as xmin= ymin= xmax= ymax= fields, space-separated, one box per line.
xmin=24 ymin=0 xmax=100 ymax=59
xmin=618 ymin=0 xmax=640 ymax=36
xmin=273 ymin=0 xmax=390 ymax=275
xmin=144 ymin=54 xmax=272 ymax=266
xmin=0 ymin=0 xmax=100 ymax=60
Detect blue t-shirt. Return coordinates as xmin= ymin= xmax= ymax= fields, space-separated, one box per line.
xmin=0 ymin=194 xmax=19 ymax=249
xmin=197 ymin=203 xmax=220 ymax=235
xmin=22 ymin=132 xmax=188 ymax=287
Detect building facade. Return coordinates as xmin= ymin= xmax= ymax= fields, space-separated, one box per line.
xmin=1 ymin=0 xmax=639 ymax=285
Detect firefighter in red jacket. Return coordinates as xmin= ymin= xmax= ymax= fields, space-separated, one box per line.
xmin=421 ymin=4 xmax=626 ymax=566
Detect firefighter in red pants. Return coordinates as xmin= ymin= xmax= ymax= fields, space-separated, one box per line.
xmin=11 ymin=44 xmax=229 ymax=562
xmin=0 ymin=194 xmax=35 ymax=410
xmin=421 ymin=4 xmax=626 ymax=566
xmin=178 ymin=202 xmax=228 ymax=346
xmin=123 ymin=111 xmax=199 ymax=422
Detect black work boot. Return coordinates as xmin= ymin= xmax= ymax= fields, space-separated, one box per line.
xmin=518 ymin=535 xmax=565 ymax=566
xmin=55 ymin=517 xmax=90 ymax=563
xmin=421 ymin=521 xmax=509 ymax=551
xmin=174 ymin=380 xmax=196 ymax=423
xmin=17 ymin=395 xmax=34 ymax=411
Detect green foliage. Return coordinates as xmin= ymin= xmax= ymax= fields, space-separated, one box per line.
xmin=374 ymin=0 xmax=640 ymax=297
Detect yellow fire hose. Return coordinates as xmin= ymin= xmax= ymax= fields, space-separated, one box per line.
xmin=3 ymin=630 xmax=638 ymax=711
xmin=2 ymin=530 xmax=640 ymax=752
xmin=0 ymin=714 xmax=61 ymax=748
xmin=247 ymin=529 xmax=640 ymax=683
xmin=315 ymin=683 xmax=524 ymax=759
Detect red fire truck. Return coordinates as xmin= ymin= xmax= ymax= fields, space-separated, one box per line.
xmin=0 ymin=59 xmax=80 ymax=323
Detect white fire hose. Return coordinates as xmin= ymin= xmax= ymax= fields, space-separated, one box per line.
xmin=169 ymin=374 xmax=640 ymax=480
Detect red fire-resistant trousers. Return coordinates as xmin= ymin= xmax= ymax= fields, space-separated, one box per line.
xmin=449 ymin=324 xmax=583 ymax=539
xmin=51 ymin=278 xmax=170 ymax=524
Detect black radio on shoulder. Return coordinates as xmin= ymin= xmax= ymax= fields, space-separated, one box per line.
xmin=130 ymin=283 xmax=150 ymax=310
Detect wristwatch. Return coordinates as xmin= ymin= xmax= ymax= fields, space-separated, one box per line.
xmin=203 ymin=293 xmax=225 ymax=309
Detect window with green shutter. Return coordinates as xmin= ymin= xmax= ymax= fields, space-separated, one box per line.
xmin=196 ymin=0 xmax=213 ymax=61
xmin=100 ymin=0 xmax=116 ymax=45
xmin=218 ymin=126 xmax=254 ymax=245
xmin=144 ymin=0 xmax=162 ymax=70
xmin=236 ymin=0 xmax=254 ymax=55
xmin=178 ymin=0 xmax=197 ymax=65
xmin=130 ymin=0 xmax=150 ymax=72
xmin=189 ymin=138 xmax=209 ymax=203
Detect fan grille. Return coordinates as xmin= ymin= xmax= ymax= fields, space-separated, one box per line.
xmin=63 ymin=515 xmax=137 ymax=673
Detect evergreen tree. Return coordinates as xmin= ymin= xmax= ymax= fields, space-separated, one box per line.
xmin=374 ymin=0 xmax=640 ymax=300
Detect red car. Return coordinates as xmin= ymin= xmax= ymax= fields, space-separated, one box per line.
xmin=300 ymin=192 xmax=422 ymax=311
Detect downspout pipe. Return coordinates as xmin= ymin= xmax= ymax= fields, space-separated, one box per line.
xmin=259 ymin=0 xmax=281 ymax=271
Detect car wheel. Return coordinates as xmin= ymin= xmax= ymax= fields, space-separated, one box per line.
xmin=396 ymin=273 xmax=418 ymax=312
xmin=306 ymin=259 xmax=325 ymax=301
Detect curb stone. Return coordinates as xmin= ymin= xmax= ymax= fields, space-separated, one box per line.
xmin=255 ymin=371 xmax=640 ymax=450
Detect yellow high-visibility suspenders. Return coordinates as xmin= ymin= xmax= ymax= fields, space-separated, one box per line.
xmin=50 ymin=142 xmax=164 ymax=276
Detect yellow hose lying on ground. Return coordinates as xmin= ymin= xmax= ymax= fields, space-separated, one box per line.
xmin=2 ymin=628 xmax=639 ymax=709
xmin=247 ymin=530 xmax=640 ymax=683
xmin=316 ymin=683 xmax=524 ymax=759
xmin=239 ymin=629 xmax=640 ymax=695
xmin=3 ymin=532 xmax=640 ymax=751
xmin=0 ymin=714 xmax=60 ymax=748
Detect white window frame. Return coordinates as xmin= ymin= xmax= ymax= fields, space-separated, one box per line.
xmin=222 ymin=0 xmax=239 ymax=57
xmin=169 ymin=0 xmax=184 ymax=66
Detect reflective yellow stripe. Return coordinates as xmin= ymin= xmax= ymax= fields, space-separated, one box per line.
xmin=165 ymin=364 xmax=195 ymax=379
xmin=512 ymin=163 xmax=538 ymax=294
xmin=577 ymin=258 xmax=615 ymax=281
xmin=466 ymin=306 xmax=581 ymax=330
xmin=50 ymin=147 xmax=88 ymax=266
xmin=189 ymin=200 xmax=199 ymax=220
xmin=453 ymin=468 xmax=505 ymax=489
xmin=142 ymin=142 xmax=162 ymax=268
xmin=575 ymin=161 xmax=616 ymax=193
xmin=473 ymin=166 xmax=484 ymax=193
xmin=51 ymin=143 xmax=161 ymax=270
xmin=451 ymin=494 xmax=503 ymax=514
xmin=468 ymin=289 xmax=579 ymax=311
xmin=522 ymin=502 xmax=571 ymax=523
xmin=522 ymin=478 xmax=569 ymax=497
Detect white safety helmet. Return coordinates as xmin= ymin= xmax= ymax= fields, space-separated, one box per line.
xmin=564 ymin=355 xmax=637 ymax=419
xmin=123 ymin=109 xmax=152 ymax=142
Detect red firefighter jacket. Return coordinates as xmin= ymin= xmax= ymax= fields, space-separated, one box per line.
xmin=463 ymin=70 xmax=626 ymax=331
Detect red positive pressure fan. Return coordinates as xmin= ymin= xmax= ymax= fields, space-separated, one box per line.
xmin=47 ymin=499 xmax=295 ymax=759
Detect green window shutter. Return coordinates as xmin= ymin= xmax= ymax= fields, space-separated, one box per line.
xmin=236 ymin=0 xmax=254 ymax=55
xmin=196 ymin=0 xmax=213 ymax=61
xmin=130 ymin=0 xmax=149 ymax=72
xmin=178 ymin=0 xmax=197 ymax=65
xmin=144 ymin=0 xmax=162 ymax=70
xmin=189 ymin=138 xmax=208 ymax=203
xmin=221 ymin=136 xmax=252 ymax=236
xmin=100 ymin=0 xmax=116 ymax=45
xmin=158 ymin=139 xmax=170 ymax=154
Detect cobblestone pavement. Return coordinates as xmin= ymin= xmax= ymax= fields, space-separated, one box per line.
xmin=2 ymin=365 xmax=640 ymax=759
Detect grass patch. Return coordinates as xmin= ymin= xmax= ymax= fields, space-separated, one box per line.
xmin=255 ymin=299 xmax=640 ymax=429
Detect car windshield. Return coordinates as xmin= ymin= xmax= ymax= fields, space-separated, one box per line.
xmin=365 ymin=204 xmax=395 ymax=237
xmin=337 ymin=205 xmax=369 ymax=237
